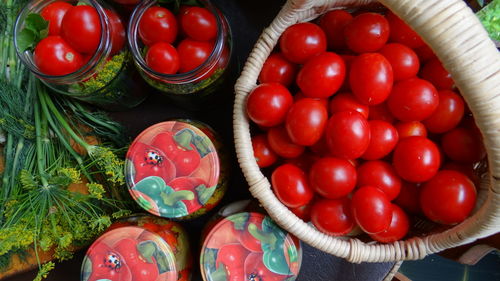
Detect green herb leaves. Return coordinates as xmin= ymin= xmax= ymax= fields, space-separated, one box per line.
xmin=477 ymin=0 xmax=500 ymax=42
xmin=17 ymin=13 xmax=49 ymax=52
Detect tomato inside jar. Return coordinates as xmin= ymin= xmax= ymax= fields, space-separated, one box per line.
xmin=127 ymin=0 xmax=232 ymax=109
xmin=14 ymin=0 xmax=148 ymax=110
xmin=81 ymin=215 xmax=192 ymax=281
xmin=200 ymin=212 xmax=302 ymax=281
xmin=125 ymin=120 xmax=229 ymax=220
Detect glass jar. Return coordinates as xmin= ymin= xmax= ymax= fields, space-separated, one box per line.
xmin=14 ymin=0 xmax=148 ymax=110
xmin=200 ymin=211 xmax=302 ymax=281
xmin=125 ymin=120 xmax=229 ymax=220
xmin=81 ymin=214 xmax=192 ymax=281
xmin=127 ymin=0 xmax=231 ymax=109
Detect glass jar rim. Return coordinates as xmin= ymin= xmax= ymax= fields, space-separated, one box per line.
xmin=13 ymin=0 xmax=112 ymax=83
xmin=127 ymin=0 xmax=228 ymax=83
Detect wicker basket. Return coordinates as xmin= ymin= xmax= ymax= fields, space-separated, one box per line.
xmin=233 ymin=0 xmax=500 ymax=263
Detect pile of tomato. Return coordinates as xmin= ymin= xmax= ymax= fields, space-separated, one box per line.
xmin=247 ymin=9 xmax=485 ymax=243
xmin=138 ymin=5 xmax=218 ymax=74
xmin=34 ymin=1 xmax=125 ymax=76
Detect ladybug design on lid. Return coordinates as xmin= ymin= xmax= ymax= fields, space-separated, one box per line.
xmin=103 ymin=252 xmax=122 ymax=270
xmin=145 ymin=149 xmax=163 ymax=165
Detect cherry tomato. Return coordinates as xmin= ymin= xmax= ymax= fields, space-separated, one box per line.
xmin=284 ymin=153 xmax=321 ymax=172
xmin=368 ymin=102 xmax=395 ymax=123
xmin=318 ymin=10 xmax=353 ymax=50
xmin=310 ymin=133 xmax=330 ymax=156
xmin=351 ymin=186 xmax=393 ymax=234
xmin=414 ymin=44 xmax=437 ymax=63
xmin=357 ymin=160 xmax=402 ymax=200
xmin=258 ymin=52 xmax=298 ymax=86
xmin=246 ymin=83 xmax=293 ymax=127
xmin=387 ymin=78 xmax=439 ymax=121
xmin=309 ymin=157 xmax=356 ymax=199
xmin=279 ymin=22 xmax=327 ymax=64
xmin=393 ymin=136 xmax=441 ymax=182
xmin=33 ymin=36 xmax=83 ymax=76
xmin=290 ymin=201 xmax=313 ymax=221
xmin=326 ymin=111 xmax=371 ymax=159
xmin=329 ymin=92 xmax=369 ymax=118
xmin=379 ymin=43 xmax=420 ymax=81
xmin=271 ymin=164 xmax=314 ymax=208
xmin=344 ymin=12 xmax=389 ymax=53
xmin=177 ymin=39 xmax=213 ymax=73
xmin=296 ymin=52 xmax=345 ymax=98
xmin=349 ymin=53 xmax=393 ymax=105
xmin=145 ymin=42 xmax=179 ymax=74
xmin=339 ymin=54 xmax=355 ymax=91
xmin=286 ymin=98 xmax=328 ymax=146
xmin=40 ymin=1 xmax=72 ymax=36
xmin=61 ymin=5 xmax=101 ymax=54
xmin=251 ymin=134 xmax=277 ymax=168
xmin=386 ymin=11 xmax=424 ymax=48
xmin=179 ymin=6 xmax=217 ymax=41
xmin=369 ymin=204 xmax=409 ymax=243
xmin=442 ymin=162 xmax=479 ymax=186
xmin=267 ymin=126 xmax=304 ymax=159
xmin=441 ymin=127 xmax=486 ymax=163
xmin=423 ymin=90 xmax=464 ymax=133
xmin=138 ymin=6 xmax=178 ymax=46
xmin=311 ymin=198 xmax=355 ymax=236
xmin=105 ymin=9 xmax=126 ymax=55
xmin=420 ymin=58 xmax=454 ymax=90
xmin=394 ymin=181 xmax=422 ymax=214
xmin=420 ymin=170 xmax=476 ymax=224
xmin=394 ymin=121 xmax=427 ymax=138
xmin=362 ymin=120 xmax=398 ymax=160
xmin=294 ymin=91 xmax=328 ymax=111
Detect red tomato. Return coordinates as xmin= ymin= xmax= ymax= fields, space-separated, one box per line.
xmin=362 ymin=120 xmax=399 ymax=160
xmin=326 ymin=111 xmax=371 ymax=159
xmin=105 ymin=9 xmax=126 ymax=55
xmin=251 ymin=134 xmax=277 ymax=168
xmin=310 ymin=133 xmax=330 ymax=156
xmin=394 ymin=121 xmax=427 ymax=138
xmin=145 ymin=42 xmax=179 ymax=74
xmin=286 ymin=98 xmax=328 ymax=146
xmin=40 ymin=1 xmax=72 ymax=36
xmin=357 ymin=160 xmax=402 ymax=200
xmin=138 ymin=6 xmax=178 ymax=45
xmin=309 ymin=157 xmax=357 ymax=199
xmin=318 ymin=10 xmax=353 ymax=50
xmin=179 ymin=6 xmax=217 ymax=41
xmin=387 ymin=78 xmax=439 ymax=121
xmin=344 ymin=12 xmax=389 ymax=53
xmin=423 ymin=90 xmax=464 ymax=133
xmin=386 ymin=11 xmax=424 ymax=48
xmin=296 ymin=52 xmax=345 ymax=98
xmin=290 ymin=201 xmax=313 ymax=221
xmin=420 ymin=58 xmax=454 ymax=90
xmin=284 ymin=153 xmax=321 ymax=172
xmin=351 ymin=186 xmax=393 ymax=234
xmin=294 ymin=91 xmax=329 ymax=111
xmin=379 ymin=43 xmax=420 ymax=81
xmin=246 ymin=83 xmax=293 ymax=127
xmin=369 ymin=204 xmax=409 ymax=243
xmin=258 ymin=52 xmax=298 ymax=86
xmin=441 ymin=127 xmax=486 ymax=163
xmin=368 ymin=102 xmax=395 ymax=123
xmin=33 ymin=36 xmax=83 ymax=76
xmin=311 ymin=198 xmax=355 ymax=236
xmin=177 ymin=39 xmax=213 ymax=73
xmin=329 ymin=92 xmax=369 ymax=118
xmin=267 ymin=126 xmax=304 ymax=159
xmin=279 ymin=22 xmax=327 ymax=64
xmin=349 ymin=53 xmax=393 ymax=105
xmin=271 ymin=164 xmax=314 ymax=208
xmin=420 ymin=170 xmax=476 ymax=224
xmin=442 ymin=162 xmax=479 ymax=186
xmin=394 ymin=181 xmax=422 ymax=214
xmin=393 ymin=136 xmax=441 ymax=182
xmin=339 ymin=54 xmax=355 ymax=91
xmin=61 ymin=5 xmax=101 ymax=54
xmin=414 ymin=44 xmax=437 ymax=63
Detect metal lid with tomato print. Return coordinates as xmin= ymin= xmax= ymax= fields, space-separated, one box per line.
xmin=125 ymin=120 xmax=223 ymax=219
xmin=81 ymin=226 xmax=178 ymax=281
xmin=200 ymin=212 xmax=302 ymax=281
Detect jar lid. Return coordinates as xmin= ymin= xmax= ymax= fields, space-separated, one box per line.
xmin=81 ymin=226 xmax=178 ymax=281
xmin=125 ymin=120 xmax=220 ymax=218
xmin=200 ymin=212 xmax=301 ymax=281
